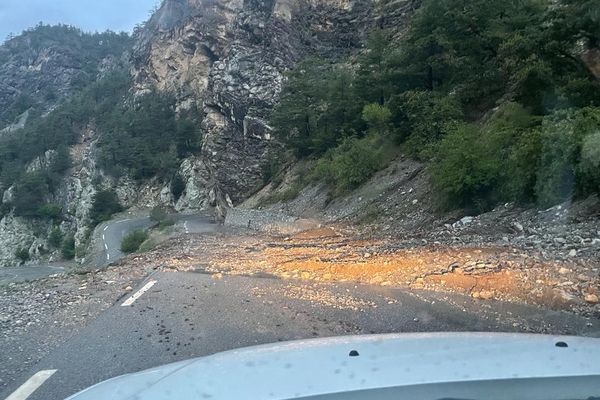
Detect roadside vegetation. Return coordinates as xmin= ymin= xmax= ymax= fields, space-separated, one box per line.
xmin=89 ymin=189 xmax=123 ymax=227
xmin=149 ymin=206 xmax=175 ymax=230
xmin=121 ymin=230 xmax=150 ymax=254
xmin=270 ymin=0 xmax=600 ymax=212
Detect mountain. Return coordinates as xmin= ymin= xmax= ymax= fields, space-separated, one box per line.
xmin=0 ymin=0 xmax=597 ymax=267
xmin=0 ymin=0 xmax=416 ymax=266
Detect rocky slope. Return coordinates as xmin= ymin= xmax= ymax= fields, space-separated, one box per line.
xmin=0 ymin=0 xmax=417 ymax=266
xmin=0 ymin=26 xmax=130 ymax=125
xmin=131 ymin=0 xmax=416 ymax=212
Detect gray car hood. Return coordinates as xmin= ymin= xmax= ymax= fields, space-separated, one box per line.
xmin=66 ymin=332 xmax=600 ymax=400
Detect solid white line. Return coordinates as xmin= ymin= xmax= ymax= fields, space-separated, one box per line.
xmin=121 ymin=280 xmax=157 ymax=307
xmin=5 ymin=370 xmax=57 ymax=400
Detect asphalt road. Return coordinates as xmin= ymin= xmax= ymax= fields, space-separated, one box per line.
xmin=1 ymin=270 xmax=598 ymax=400
xmin=0 ymin=214 xmax=214 ymax=285
xmin=95 ymin=214 xmax=214 ymax=267
xmin=0 ymin=264 xmax=67 ymax=286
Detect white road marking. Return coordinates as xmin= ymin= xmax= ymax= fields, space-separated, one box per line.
xmin=121 ymin=280 xmax=157 ymax=307
xmin=5 ymin=370 xmax=57 ymax=400
xmin=104 ymin=243 xmax=108 ymax=250
xmin=103 ymin=226 xmax=108 ymax=232
xmin=102 ymin=234 xmax=105 ymax=241
xmin=106 ymin=254 xmax=110 ymax=261
xmin=184 ymin=221 xmax=189 ymax=234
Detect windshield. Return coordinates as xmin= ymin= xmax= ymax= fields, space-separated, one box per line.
xmin=0 ymin=0 xmax=598 ymax=399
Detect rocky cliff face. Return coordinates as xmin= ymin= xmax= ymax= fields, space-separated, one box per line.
xmin=131 ymin=0 xmax=414 ymax=212
xmin=0 ymin=1 xmax=416 ymax=266
xmin=0 ymin=26 xmax=131 ymax=125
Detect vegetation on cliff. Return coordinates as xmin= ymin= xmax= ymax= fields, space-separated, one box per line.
xmin=271 ymin=0 xmax=600 ymax=211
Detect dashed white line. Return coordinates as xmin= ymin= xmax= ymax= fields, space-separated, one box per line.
xmin=106 ymin=254 xmax=110 ymax=261
xmin=103 ymin=226 xmax=108 ymax=232
xmin=102 ymin=234 xmax=105 ymax=241
xmin=184 ymin=221 xmax=189 ymax=234
xmin=121 ymin=280 xmax=157 ymax=307
xmin=5 ymin=370 xmax=57 ymax=400
xmin=104 ymin=243 xmax=108 ymax=250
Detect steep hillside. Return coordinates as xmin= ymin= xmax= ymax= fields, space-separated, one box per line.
xmin=0 ymin=0 xmax=416 ymax=266
xmin=0 ymin=25 xmax=131 ymax=128
xmin=131 ymin=0 xmax=416 ymax=212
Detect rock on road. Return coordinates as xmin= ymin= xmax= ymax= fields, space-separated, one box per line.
xmin=1 ymin=269 xmax=599 ymax=400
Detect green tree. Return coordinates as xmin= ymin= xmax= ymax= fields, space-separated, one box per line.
xmin=171 ymin=174 xmax=186 ymax=201
xmin=362 ymin=104 xmax=391 ymax=136
xmin=12 ymin=172 xmax=49 ymax=218
xmin=48 ymin=227 xmax=64 ymax=248
xmin=61 ymin=235 xmax=76 ymax=260
xmin=89 ymin=189 xmax=123 ymax=226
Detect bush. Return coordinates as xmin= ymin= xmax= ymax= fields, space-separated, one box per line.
xmin=387 ymin=91 xmax=462 ymax=160
xmin=533 ymin=108 xmax=600 ymax=207
xmin=89 ymin=189 xmax=123 ymax=226
xmin=61 ymin=235 xmax=76 ymax=260
xmin=158 ymin=219 xmax=175 ymax=230
xmin=579 ymin=132 xmax=600 ymax=196
xmin=48 ymin=227 xmax=63 ymax=248
xmin=37 ymin=203 xmax=63 ymax=221
xmin=121 ymin=230 xmax=149 ymax=253
xmin=15 ymin=247 xmax=30 ymax=263
xmin=362 ymin=103 xmax=391 ymax=136
xmin=431 ymin=123 xmax=500 ymax=211
xmin=12 ymin=172 xmax=49 ymax=218
xmin=149 ymin=206 xmax=168 ymax=223
xmin=170 ymin=174 xmax=186 ymax=201
xmin=310 ymin=135 xmax=388 ymax=196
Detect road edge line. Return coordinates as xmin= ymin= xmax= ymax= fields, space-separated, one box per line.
xmin=121 ymin=279 xmax=157 ymax=307
xmin=4 ymin=370 xmax=57 ymax=400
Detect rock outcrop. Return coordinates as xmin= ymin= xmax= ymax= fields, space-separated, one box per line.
xmin=131 ymin=0 xmax=415 ymax=209
xmin=0 ymin=0 xmax=417 ymax=266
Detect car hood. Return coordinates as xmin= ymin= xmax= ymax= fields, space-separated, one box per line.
xmin=66 ymin=332 xmax=600 ymax=400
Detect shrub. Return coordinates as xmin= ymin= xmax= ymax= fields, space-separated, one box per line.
xmin=12 ymin=172 xmax=49 ymax=218
xmin=89 ymin=189 xmax=123 ymax=226
xmin=158 ymin=219 xmax=175 ymax=230
xmin=533 ymin=108 xmax=600 ymax=207
xmin=15 ymin=247 xmax=30 ymax=263
xmin=37 ymin=203 xmax=63 ymax=221
xmin=579 ymin=132 xmax=600 ymax=196
xmin=149 ymin=206 xmax=168 ymax=223
xmin=310 ymin=135 xmax=387 ymax=196
xmin=48 ymin=227 xmax=64 ymax=248
xmin=362 ymin=103 xmax=391 ymax=136
xmin=61 ymin=235 xmax=76 ymax=260
xmin=121 ymin=230 xmax=149 ymax=253
xmin=388 ymin=91 xmax=462 ymax=160
xmin=431 ymin=123 xmax=502 ymax=211
xmin=170 ymin=174 xmax=186 ymax=201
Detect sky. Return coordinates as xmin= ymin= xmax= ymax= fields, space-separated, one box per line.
xmin=0 ymin=0 xmax=162 ymax=41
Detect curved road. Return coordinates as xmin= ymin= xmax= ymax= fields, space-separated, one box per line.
xmin=0 ymin=214 xmax=215 ymax=285
xmin=95 ymin=214 xmax=215 ymax=267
